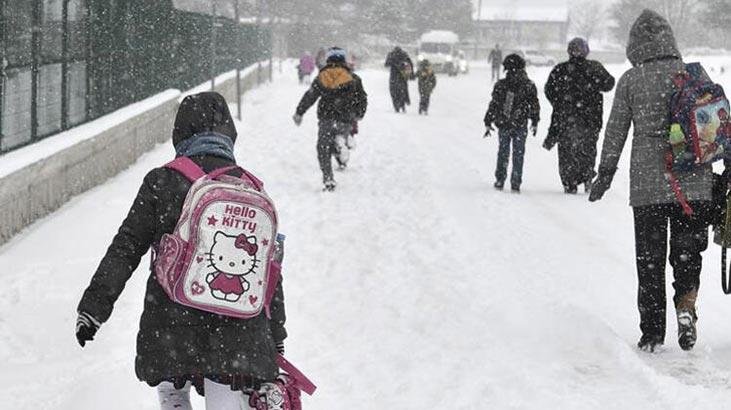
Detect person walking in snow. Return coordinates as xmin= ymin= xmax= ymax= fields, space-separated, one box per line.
xmin=385 ymin=46 xmax=414 ymax=113
xmin=484 ymin=54 xmax=540 ymax=193
xmin=543 ymin=38 xmax=615 ymax=194
xmin=416 ymin=59 xmax=437 ymax=115
xmin=297 ymin=52 xmax=316 ymax=84
xmin=589 ymin=10 xmax=722 ymax=352
xmin=488 ymin=44 xmax=503 ymax=82
xmin=293 ymin=47 xmax=368 ymax=191
xmin=75 ymin=92 xmax=288 ymax=409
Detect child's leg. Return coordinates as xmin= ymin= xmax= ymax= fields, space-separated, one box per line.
xmin=158 ymin=381 xmax=193 ymax=410
xmin=317 ymin=123 xmax=336 ymax=182
xmin=495 ymin=129 xmax=511 ymax=183
xmin=510 ymin=128 xmax=528 ymax=187
xmin=204 ymin=379 xmax=247 ymax=410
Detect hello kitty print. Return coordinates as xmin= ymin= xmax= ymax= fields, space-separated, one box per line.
xmin=154 ymin=158 xmax=280 ymax=319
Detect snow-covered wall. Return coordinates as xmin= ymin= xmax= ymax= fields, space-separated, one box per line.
xmin=0 ymin=62 xmax=271 ymax=245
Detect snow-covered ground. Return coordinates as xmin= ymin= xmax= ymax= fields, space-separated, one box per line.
xmin=2 ymin=58 xmax=731 ymax=409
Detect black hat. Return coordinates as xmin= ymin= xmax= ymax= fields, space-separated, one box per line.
xmin=172 ymin=92 xmax=237 ymax=147
xmin=502 ymin=54 xmax=525 ymax=71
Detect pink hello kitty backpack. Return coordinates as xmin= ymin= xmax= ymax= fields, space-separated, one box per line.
xmin=153 ymin=157 xmax=281 ymax=319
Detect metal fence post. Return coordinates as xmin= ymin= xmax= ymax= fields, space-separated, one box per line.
xmin=30 ymin=0 xmax=41 ymax=141
xmin=61 ymin=0 xmax=70 ymax=130
xmin=0 ymin=0 xmax=6 ymax=150
xmin=234 ymin=0 xmax=241 ymax=120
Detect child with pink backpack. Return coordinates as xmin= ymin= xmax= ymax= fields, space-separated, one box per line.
xmin=76 ymin=92 xmax=314 ymax=409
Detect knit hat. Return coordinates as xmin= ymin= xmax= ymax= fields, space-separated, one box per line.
xmin=568 ymin=37 xmax=590 ymax=58
xmin=502 ymin=54 xmax=526 ymax=71
xmin=326 ymin=47 xmax=347 ymax=63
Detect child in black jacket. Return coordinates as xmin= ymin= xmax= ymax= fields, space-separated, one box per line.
xmin=484 ymin=54 xmax=540 ymax=193
xmin=416 ymin=59 xmax=437 ymax=115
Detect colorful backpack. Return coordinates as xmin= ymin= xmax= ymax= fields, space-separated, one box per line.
xmin=153 ymin=157 xmax=282 ymax=319
xmin=666 ymin=62 xmax=731 ymax=215
xmin=247 ymin=355 xmax=317 ymax=410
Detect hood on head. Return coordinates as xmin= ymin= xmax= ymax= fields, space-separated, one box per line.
xmin=173 ymin=92 xmax=237 ymax=148
xmin=626 ymin=9 xmax=681 ymax=66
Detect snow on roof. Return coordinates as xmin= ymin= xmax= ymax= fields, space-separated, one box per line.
xmin=420 ymin=30 xmax=460 ymax=44
xmin=474 ymin=0 xmax=569 ymax=22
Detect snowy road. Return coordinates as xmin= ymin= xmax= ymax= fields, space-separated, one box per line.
xmin=2 ymin=60 xmax=731 ymax=409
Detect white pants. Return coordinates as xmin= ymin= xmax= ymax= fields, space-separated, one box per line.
xmin=158 ymin=379 xmax=248 ymax=410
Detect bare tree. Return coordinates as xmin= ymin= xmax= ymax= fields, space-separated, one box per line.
xmin=569 ymin=0 xmax=607 ymax=42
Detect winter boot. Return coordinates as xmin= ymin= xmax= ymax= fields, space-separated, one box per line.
xmin=637 ymin=334 xmax=664 ymax=353
xmin=494 ymin=181 xmax=505 ymax=190
xmin=564 ymin=185 xmax=578 ymax=195
xmin=323 ymin=179 xmax=337 ymax=192
xmin=511 ymin=185 xmax=521 ymax=194
xmin=676 ymin=290 xmax=698 ymax=351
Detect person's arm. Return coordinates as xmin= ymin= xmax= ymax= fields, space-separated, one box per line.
xmin=77 ymin=171 xmax=159 ymax=324
xmin=484 ymin=82 xmax=503 ymax=128
xmin=590 ymin=61 xmax=616 ymax=92
xmin=528 ymin=82 xmax=540 ymax=127
xmin=544 ymin=65 xmax=560 ymax=104
xmin=295 ymin=81 xmax=321 ymax=117
xmin=352 ymin=75 xmax=368 ymax=120
xmin=590 ymin=71 xmax=633 ymax=201
xmin=269 ymin=280 xmax=287 ymax=353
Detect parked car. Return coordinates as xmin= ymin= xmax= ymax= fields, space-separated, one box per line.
xmin=520 ymin=50 xmax=556 ymax=67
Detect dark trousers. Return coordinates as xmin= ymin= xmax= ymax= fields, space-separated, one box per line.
xmin=491 ymin=65 xmax=501 ymax=81
xmin=419 ymin=91 xmax=431 ymax=113
xmin=495 ymin=127 xmax=527 ymax=187
xmin=317 ymin=121 xmax=349 ymax=183
xmin=633 ymin=202 xmax=709 ymax=341
xmin=557 ymin=123 xmax=599 ymax=189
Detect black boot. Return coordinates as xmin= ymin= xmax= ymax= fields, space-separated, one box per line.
xmin=637 ymin=334 xmax=664 ymax=353
xmin=494 ymin=181 xmax=504 ymax=190
xmin=677 ymin=310 xmax=697 ymax=351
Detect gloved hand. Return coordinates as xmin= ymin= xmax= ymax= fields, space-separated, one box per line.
xmin=530 ymin=123 xmax=538 ymax=137
xmin=542 ymin=139 xmax=553 ymax=151
xmin=292 ymin=114 xmax=303 ymax=126
xmin=588 ymin=167 xmax=617 ymax=202
xmin=76 ymin=311 xmax=101 ymax=347
xmin=484 ymin=125 xmax=495 ymax=138
xmin=276 ymin=341 xmax=285 ymax=355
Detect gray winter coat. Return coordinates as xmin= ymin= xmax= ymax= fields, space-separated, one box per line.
xmin=597 ymin=10 xmax=713 ymax=207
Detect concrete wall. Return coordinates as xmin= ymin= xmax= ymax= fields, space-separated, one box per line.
xmin=0 ymin=62 xmax=270 ymax=245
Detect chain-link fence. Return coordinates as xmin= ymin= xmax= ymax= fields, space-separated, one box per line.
xmin=0 ymin=0 xmax=271 ymax=154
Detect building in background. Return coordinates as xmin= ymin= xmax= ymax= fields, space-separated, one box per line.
xmin=472 ymin=0 xmax=569 ymax=57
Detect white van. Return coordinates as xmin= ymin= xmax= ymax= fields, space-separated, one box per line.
xmin=417 ymin=30 xmax=460 ymax=76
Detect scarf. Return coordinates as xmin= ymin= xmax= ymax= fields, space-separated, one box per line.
xmin=175 ymin=131 xmax=235 ymax=162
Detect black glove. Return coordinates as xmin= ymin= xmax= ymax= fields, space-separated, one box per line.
xmin=530 ymin=123 xmax=538 ymax=137
xmin=76 ymin=311 xmax=100 ymax=347
xmin=484 ymin=125 xmax=495 ymax=138
xmin=276 ymin=341 xmax=285 ymax=355
xmin=588 ymin=167 xmax=617 ymax=202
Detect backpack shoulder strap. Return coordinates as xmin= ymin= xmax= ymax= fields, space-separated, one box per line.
xmin=164 ymin=157 xmax=206 ymax=182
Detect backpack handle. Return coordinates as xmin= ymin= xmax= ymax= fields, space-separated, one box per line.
xmin=276 ymin=354 xmax=317 ymax=395
xmin=165 ymin=157 xmax=264 ymax=191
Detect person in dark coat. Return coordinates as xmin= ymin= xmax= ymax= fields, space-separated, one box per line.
xmin=484 ymin=54 xmax=540 ymax=193
xmin=75 ymin=92 xmax=287 ymax=407
xmin=543 ymin=38 xmax=615 ymax=194
xmin=385 ymin=46 xmax=414 ymax=113
xmin=416 ymin=59 xmax=437 ymax=115
xmin=294 ymin=47 xmax=368 ymax=191
xmin=488 ymin=44 xmax=503 ymax=82
xmin=589 ymin=10 xmax=725 ymax=353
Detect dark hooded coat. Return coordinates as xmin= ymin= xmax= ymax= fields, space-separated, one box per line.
xmin=385 ymin=47 xmax=414 ymax=109
xmin=597 ymin=10 xmax=714 ymax=207
xmin=544 ymin=57 xmax=615 ymax=148
xmin=77 ymin=92 xmax=287 ymax=389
